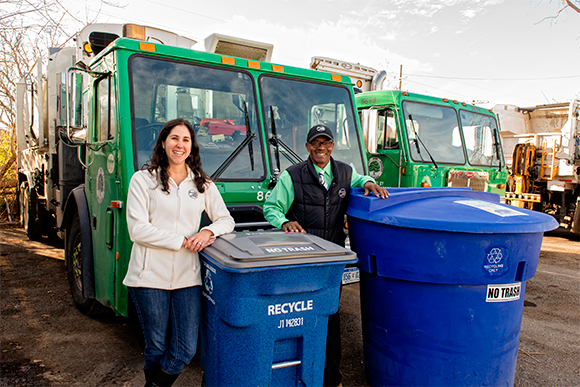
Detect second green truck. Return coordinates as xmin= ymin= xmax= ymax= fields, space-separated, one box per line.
xmin=312 ymin=57 xmax=508 ymax=195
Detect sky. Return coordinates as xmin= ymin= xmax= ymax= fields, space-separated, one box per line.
xmin=66 ymin=0 xmax=579 ymax=108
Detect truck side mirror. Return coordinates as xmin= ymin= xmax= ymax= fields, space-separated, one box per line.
xmin=361 ymin=109 xmax=378 ymax=153
xmin=57 ymin=70 xmax=86 ymax=145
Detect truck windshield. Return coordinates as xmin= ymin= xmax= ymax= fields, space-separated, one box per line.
xmin=260 ymin=76 xmax=365 ymax=174
xmin=402 ymin=101 xmax=465 ymax=165
xmin=459 ymin=110 xmax=502 ymax=167
xmin=129 ymin=55 xmax=264 ymax=180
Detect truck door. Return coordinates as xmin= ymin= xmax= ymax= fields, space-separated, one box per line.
xmin=86 ymin=75 xmax=118 ymax=308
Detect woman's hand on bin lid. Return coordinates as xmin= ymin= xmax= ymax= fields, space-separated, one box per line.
xmin=183 ymin=229 xmax=216 ymax=252
xmin=363 ymin=182 xmax=389 ymax=199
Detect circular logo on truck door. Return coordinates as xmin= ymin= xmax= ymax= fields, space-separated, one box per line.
xmin=96 ymin=167 xmax=105 ymax=204
xmin=368 ymin=157 xmax=383 ymax=180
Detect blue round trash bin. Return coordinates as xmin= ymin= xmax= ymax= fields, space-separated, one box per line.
xmin=347 ymin=187 xmax=558 ymax=387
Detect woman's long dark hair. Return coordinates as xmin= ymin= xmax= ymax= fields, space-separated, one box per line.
xmin=145 ymin=118 xmax=210 ymax=193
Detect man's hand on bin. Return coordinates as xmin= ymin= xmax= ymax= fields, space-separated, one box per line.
xmin=282 ymin=221 xmax=306 ymax=233
xmin=363 ymin=181 xmax=389 ymax=199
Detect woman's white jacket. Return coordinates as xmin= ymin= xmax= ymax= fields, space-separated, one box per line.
xmin=123 ymin=169 xmax=235 ymax=289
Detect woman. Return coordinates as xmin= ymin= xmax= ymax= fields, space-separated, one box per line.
xmin=123 ymin=118 xmax=235 ymax=387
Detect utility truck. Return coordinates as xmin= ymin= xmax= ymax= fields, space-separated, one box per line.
xmin=313 ymin=57 xmax=508 ymax=195
xmin=17 ymin=24 xmax=369 ymax=316
xmin=311 ymin=56 xmax=386 ymax=93
xmin=494 ymin=100 xmax=580 ymax=235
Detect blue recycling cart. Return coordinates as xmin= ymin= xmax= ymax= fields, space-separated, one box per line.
xmin=347 ymin=187 xmax=558 ymax=387
xmin=199 ymin=231 xmax=357 ymax=387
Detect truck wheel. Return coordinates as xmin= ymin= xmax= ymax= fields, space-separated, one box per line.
xmin=66 ymin=214 xmax=104 ymax=315
xmin=572 ymin=196 xmax=580 ymax=239
xmin=19 ymin=182 xmax=42 ymax=240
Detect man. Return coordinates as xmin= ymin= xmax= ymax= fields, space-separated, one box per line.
xmin=263 ymin=124 xmax=388 ymax=387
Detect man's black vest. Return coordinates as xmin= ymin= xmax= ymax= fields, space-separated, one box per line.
xmin=286 ymin=158 xmax=352 ymax=246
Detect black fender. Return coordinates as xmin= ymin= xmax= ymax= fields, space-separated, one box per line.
xmin=18 ymin=171 xmax=35 ymax=208
xmin=62 ymin=186 xmax=95 ymax=299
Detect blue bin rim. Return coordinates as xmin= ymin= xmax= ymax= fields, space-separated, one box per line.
xmin=347 ymin=187 xmax=559 ymax=234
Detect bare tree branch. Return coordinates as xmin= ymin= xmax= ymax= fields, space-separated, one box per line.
xmin=536 ymin=0 xmax=580 ymax=24
xmin=0 ymin=9 xmax=38 ymax=23
xmin=0 ymin=0 xmax=120 ymax=190
xmin=564 ymin=0 xmax=580 ymax=14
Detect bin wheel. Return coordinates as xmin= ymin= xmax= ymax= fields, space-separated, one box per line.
xmin=66 ymin=214 xmax=105 ymax=315
xmin=19 ymin=182 xmax=42 ymax=240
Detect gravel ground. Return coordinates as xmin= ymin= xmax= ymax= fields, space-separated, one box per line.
xmin=1 ymin=225 xmax=578 ymax=386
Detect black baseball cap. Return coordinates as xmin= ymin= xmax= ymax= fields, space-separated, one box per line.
xmin=307 ymin=125 xmax=334 ymax=143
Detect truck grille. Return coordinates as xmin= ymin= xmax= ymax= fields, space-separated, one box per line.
xmin=447 ymin=170 xmax=489 ymax=192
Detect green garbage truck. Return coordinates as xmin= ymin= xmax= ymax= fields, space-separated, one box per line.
xmin=311 ymin=57 xmax=508 ymax=195
xmin=16 ymin=24 xmax=369 ymax=316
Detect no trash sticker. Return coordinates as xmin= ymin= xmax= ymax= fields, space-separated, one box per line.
xmin=454 ymin=200 xmax=527 ymax=217
xmin=263 ymin=246 xmax=316 ymax=253
xmin=486 ymin=282 xmax=521 ymax=302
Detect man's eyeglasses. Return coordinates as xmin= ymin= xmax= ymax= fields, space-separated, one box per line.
xmin=309 ymin=140 xmax=334 ymax=148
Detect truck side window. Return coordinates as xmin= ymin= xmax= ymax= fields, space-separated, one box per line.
xmin=460 ymin=110 xmax=501 ymax=167
xmin=96 ymin=77 xmax=114 ymax=142
xmin=378 ymin=109 xmax=398 ymax=150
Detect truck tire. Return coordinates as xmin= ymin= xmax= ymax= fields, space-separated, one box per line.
xmin=572 ymin=196 xmax=580 ymax=239
xmin=66 ymin=214 xmax=105 ymax=315
xmin=19 ymin=182 xmax=42 ymax=240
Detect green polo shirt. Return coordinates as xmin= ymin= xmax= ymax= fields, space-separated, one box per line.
xmin=263 ymin=161 xmax=374 ymax=229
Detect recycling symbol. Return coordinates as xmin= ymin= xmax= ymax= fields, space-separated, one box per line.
xmin=487 ymin=248 xmax=503 ymax=264
xmin=204 ymin=270 xmax=213 ymax=295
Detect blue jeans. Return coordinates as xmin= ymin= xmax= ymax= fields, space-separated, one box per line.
xmin=129 ymin=286 xmax=201 ymax=375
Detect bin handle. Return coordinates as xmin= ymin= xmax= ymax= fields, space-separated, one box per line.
xmin=272 ymin=359 xmax=301 ymax=369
